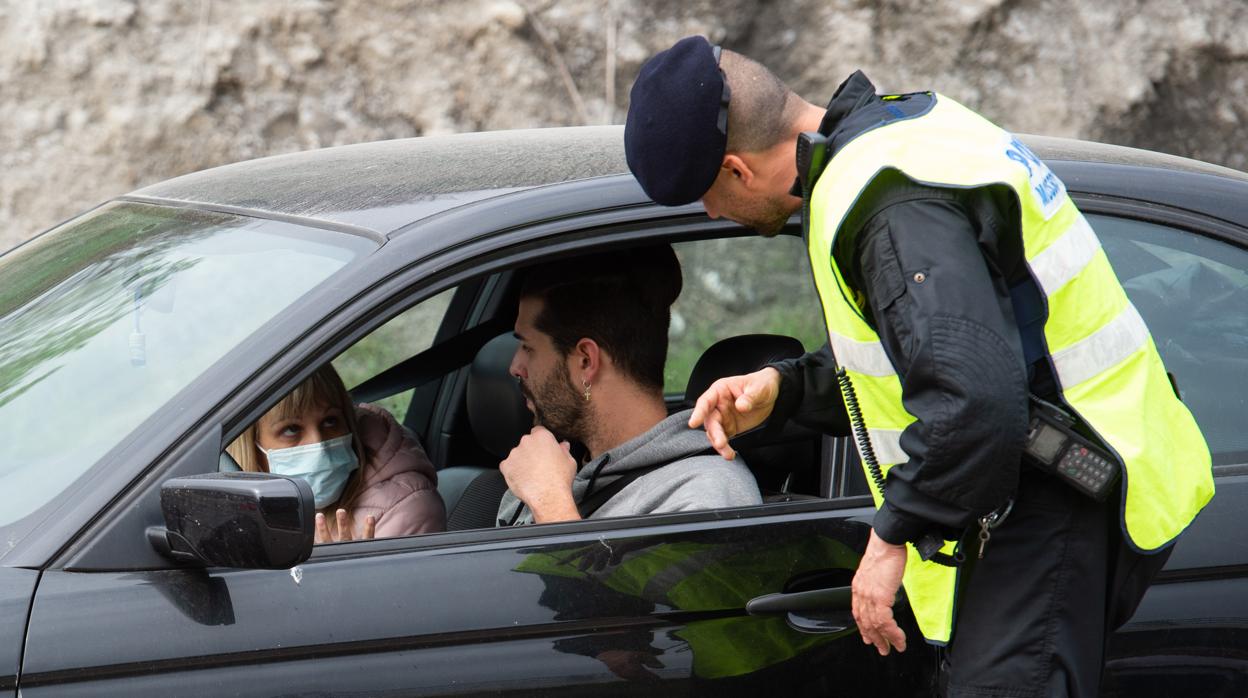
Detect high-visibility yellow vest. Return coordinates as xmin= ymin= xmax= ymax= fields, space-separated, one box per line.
xmin=807 ymin=92 xmax=1214 ymax=644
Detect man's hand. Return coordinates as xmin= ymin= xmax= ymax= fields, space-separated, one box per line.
xmin=852 ymin=530 xmax=909 ymax=655
xmin=315 ymin=509 xmax=376 ymax=544
xmin=500 ymin=426 xmax=581 ymax=523
xmin=687 ymin=366 xmax=781 ymax=459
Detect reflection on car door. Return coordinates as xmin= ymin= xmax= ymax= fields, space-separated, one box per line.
xmin=21 ymin=509 xmax=934 ymax=696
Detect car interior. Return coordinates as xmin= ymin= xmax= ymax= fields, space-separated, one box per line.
xmin=220 ymin=232 xmax=870 ymax=542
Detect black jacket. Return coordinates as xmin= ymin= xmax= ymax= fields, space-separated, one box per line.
xmin=771 ymin=72 xmax=1038 ymax=546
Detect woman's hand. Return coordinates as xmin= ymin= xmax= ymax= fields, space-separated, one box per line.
xmin=315 ymin=508 xmax=377 ymax=543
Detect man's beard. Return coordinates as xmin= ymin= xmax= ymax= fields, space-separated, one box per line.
xmin=519 ymin=360 xmax=592 ymax=445
xmin=747 ymin=198 xmax=793 ymax=238
xmin=728 ymin=195 xmax=792 ymax=238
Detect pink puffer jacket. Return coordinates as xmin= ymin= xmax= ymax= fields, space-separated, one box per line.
xmin=345 ymin=403 xmax=445 ymax=538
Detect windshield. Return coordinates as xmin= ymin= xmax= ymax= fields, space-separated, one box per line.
xmin=0 ymin=202 xmax=375 ymax=534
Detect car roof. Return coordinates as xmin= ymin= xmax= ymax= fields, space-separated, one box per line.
xmin=1023 ymin=134 xmax=1248 ymax=183
xmin=129 ymin=126 xmax=630 ymax=237
xmin=128 ymin=125 xmax=1248 ymax=238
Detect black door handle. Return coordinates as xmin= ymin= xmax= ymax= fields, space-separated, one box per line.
xmin=746 ymin=586 xmax=852 ymax=616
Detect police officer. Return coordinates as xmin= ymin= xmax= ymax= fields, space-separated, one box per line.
xmin=623 ymin=36 xmax=1214 ymax=697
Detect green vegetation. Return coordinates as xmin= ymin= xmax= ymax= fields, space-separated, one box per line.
xmin=332 ymin=288 xmax=454 ymax=421
xmin=663 ymin=236 xmax=827 ymax=394
xmin=664 ymin=303 xmax=826 ymax=395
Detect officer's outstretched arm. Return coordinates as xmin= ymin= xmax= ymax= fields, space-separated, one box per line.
xmin=688 ymin=367 xmax=781 ymax=460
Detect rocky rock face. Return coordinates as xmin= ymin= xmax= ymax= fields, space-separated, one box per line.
xmin=2 ymin=0 xmax=1245 ymax=249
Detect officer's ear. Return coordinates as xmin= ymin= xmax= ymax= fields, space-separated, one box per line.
xmin=721 ymin=154 xmax=755 ymax=189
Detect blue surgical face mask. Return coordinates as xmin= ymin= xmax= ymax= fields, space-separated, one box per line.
xmin=260 ymin=434 xmax=360 ymax=509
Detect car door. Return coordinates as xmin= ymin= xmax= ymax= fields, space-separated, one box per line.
xmin=1086 ymin=205 xmax=1248 ymax=697
xmin=23 ymin=507 xmax=919 ymax=696
xmin=18 ymin=206 xmax=936 ymax=696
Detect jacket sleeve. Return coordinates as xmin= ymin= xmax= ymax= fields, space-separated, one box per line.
xmin=854 ymin=193 xmax=1030 ymax=545
xmin=374 ymin=487 xmax=447 ymax=537
xmin=767 ymin=344 xmax=851 ymax=436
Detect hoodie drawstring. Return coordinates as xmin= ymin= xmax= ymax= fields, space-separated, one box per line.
xmin=581 ymin=453 xmax=612 ymax=501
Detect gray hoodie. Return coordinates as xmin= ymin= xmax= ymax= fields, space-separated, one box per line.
xmin=497 ymin=408 xmax=762 ymax=526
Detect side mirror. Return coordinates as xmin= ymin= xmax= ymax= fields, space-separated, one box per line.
xmin=148 ymin=473 xmax=314 ymax=569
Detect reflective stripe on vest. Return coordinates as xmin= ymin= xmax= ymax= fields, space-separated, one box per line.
xmin=807 ymin=93 xmax=1214 ymax=644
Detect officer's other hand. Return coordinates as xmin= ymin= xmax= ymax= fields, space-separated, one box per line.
xmin=852 ymin=530 xmax=908 ymax=656
xmin=688 ymin=367 xmax=781 ymax=460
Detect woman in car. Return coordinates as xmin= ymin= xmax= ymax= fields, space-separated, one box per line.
xmin=225 ymin=364 xmax=445 ymax=542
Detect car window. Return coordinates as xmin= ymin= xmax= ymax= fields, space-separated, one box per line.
xmin=332 ymin=287 xmax=456 ymax=421
xmin=0 ymin=202 xmax=375 ymax=530
xmin=666 ymin=235 xmax=827 ymax=393
xmin=234 ymin=235 xmax=841 ymax=548
xmin=1093 ymin=213 xmax=1248 ymax=467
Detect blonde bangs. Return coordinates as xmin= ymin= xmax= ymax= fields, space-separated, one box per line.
xmin=270 ymin=370 xmax=342 ymax=423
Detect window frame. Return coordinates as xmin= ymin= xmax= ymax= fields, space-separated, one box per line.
xmin=303 ymin=227 xmax=873 ymax=559
xmin=277 ymin=217 xmax=865 ymax=562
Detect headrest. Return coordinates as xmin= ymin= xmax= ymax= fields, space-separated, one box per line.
xmin=684 ymin=334 xmax=806 ymax=404
xmin=684 ymin=334 xmax=816 ymax=492
xmin=466 ymin=333 xmax=532 ymax=459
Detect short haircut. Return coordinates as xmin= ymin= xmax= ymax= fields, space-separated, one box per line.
xmin=519 ymin=245 xmax=682 ymax=392
xmin=721 ymin=49 xmax=800 ymax=154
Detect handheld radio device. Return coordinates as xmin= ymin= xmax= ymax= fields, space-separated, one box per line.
xmin=1023 ymin=396 xmax=1121 ymax=501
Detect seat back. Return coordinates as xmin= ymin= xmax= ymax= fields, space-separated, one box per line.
xmin=440 ymin=333 xmax=532 ymax=530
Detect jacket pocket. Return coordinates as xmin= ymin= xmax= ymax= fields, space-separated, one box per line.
xmin=862 ymin=219 xmax=908 ymax=317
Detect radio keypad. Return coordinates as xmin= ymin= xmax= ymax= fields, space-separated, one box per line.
xmin=1056 ymin=446 xmax=1116 ymax=498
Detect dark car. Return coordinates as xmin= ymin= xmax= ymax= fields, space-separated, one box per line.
xmin=1 ymin=126 xmax=1245 ymax=697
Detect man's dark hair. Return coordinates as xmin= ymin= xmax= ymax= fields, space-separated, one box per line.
xmin=519 ymin=245 xmax=682 ymax=392
xmin=721 ymin=49 xmax=801 ymax=154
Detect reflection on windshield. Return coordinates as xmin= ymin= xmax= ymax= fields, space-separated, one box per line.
xmin=0 ymin=202 xmax=374 ymax=534
xmin=0 ymin=209 xmax=211 ymax=407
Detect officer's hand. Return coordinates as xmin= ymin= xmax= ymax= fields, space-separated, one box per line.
xmin=851 ymin=530 xmax=908 ymax=656
xmin=688 ymin=367 xmax=781 ymax=460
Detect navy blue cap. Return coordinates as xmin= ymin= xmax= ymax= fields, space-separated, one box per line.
xmin=625 ymin=36 xmax=729 ymax=206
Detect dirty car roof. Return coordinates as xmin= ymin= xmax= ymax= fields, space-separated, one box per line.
xmin=130 ymin=126 xmax=630 ymax=237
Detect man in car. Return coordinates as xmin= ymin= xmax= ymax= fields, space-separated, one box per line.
xmin=495 ymin=244 xmax=762 ymax=526
xmin=622 ymin=36 xmax=1213 ymax=697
